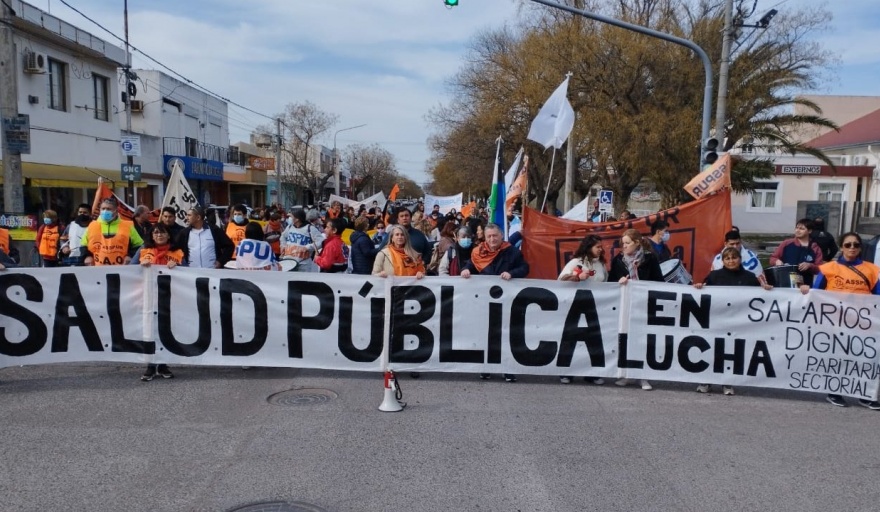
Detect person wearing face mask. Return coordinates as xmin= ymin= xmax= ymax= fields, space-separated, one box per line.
xmin=225 ymin=204 xmax=249 ymax=260
xmin=371 ymin=221 xmax=386 ymax=245
xmin=35 ymin=209 xmax=63 ymax=267
xmin=349 ymin=217 xmax=379 ymax=275
xmin=280 ymin=208 xmax=324 ymax=273
xmin=438 ymin=226 xmax=474 ymax=277
xmin=81 ymin=198 xmax=144 ymax=266
xmin=647 ymin=220 xmax=672 ymax=263
xmin=59 ymin=204 xmax=92 ymax=266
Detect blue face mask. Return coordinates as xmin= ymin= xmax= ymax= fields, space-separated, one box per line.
xmin=233 ymin=215 xmax=244 ymax=224
xmin=459 ymin=238 xmax=472 ymax=249
xmin=99 ymin=211 xmax=114 ymax=222
xmin=43 ymin=218 xmax=52 ymax=225
xmin=661 ymin=231 xmax=670 ymax=243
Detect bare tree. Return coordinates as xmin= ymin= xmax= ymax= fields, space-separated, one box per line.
xmin=277 ymin=101 xmax=338 ymax=203
xmin=343 ymin=143 xmax=397 ymax=198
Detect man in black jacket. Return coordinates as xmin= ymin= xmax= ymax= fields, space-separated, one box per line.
xmin=177 ymin=206 xmax=234 ymax=268
xmin=461 ymin=223 xmax=529 ymax=382
xmin=810 ymin=218 xmax=838 ymax=262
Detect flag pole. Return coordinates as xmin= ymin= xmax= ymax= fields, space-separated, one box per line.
xmin=540 ymin=148 xmax=557 ymax=214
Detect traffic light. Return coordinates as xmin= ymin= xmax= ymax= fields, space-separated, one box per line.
xmin=702 ymin=137 xmax=719 ymax=166
xmin=444 ymin=0 xmax=459 ymax=6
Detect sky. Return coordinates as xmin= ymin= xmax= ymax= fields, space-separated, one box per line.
xmin=40 ymin=0 xmax=880 ymax=188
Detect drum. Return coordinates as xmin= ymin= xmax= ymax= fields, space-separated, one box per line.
xmin=765 ymin=265 xmax=803 ymax=288
xmin=660 ymin=258 xmax=693 ymax=285
xmin=279 ymin=259 xmax=299 ymax=272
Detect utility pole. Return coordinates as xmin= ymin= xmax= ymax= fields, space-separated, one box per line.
xmin=123 ymin=0 xmax=134 ymax=205
xmin=274 ymin=118 xmax=283 ymax=208
xmin=1 ymin=1 xmax=24 ymax=212
xmin=333 ymin=123 xmax=366 ymax=198
xmin=714 ymin=0 xmax=735 ymax=146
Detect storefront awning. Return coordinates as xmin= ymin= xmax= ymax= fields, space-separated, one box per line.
xmin=0 ymin=162 xmax=147 ymax=187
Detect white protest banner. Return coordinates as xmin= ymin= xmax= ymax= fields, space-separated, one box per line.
xmin=161 ymin=159 xmax=199 ymax=226
xmin=562 ymin=196 xmax=590 ymax=221
xmin=328 ymin=192 xmax=387 ymax=212
xmin=2 ymin=269 xmax=878 ymax=401
xmin=623 ymin=281 xmax=880 ymax=399
xmin=423 ymin=193 xmax=463 ymax=215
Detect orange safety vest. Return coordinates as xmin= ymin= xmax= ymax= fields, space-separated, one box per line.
xmin=86 ymin=220 xmax=133 ymax=266
xmin=819 ymin=260 xmax=880 ymax=295
xmin=226 ymin=222 xmax=247 ymax=259
xmin=140 ymin=247 xmax=184 ymax=266
xmin=0 ymin=228 xmax=9 ymax=254
xmin=38 ymin=225 xmax=60 ymax=260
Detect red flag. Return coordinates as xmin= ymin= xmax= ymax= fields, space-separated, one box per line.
xmin=389 ymin=184 xmax=400 ymax=201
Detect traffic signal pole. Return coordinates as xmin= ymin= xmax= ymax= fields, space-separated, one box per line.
xmin=528 ymin=0 xmax=713 ymax=172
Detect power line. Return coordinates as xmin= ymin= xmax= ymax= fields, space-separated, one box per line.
xmin=56 ymin=0 xmax=276 ymax=123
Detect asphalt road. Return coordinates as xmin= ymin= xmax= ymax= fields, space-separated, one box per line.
xmin=2 ymin=363 xmax=878 ymax=512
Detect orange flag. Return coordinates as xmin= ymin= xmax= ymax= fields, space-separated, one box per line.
xmin=506 ymin=155 xmax=528 ymax=214
xmin=91 ymin=179 xmax=136 ymax=220
xmin=683 ymin=153 xmax=732 ymax=200
xmin=460 ymin=201 xmax=476 ymax=218
xmin=389 ymin=183 xmax=400 ymax=201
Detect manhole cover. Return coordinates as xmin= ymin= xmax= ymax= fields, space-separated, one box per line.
xmin=228 ymin=501 xmax=327 ymax=512
xmin=267 ymin=388 xmax=338 ymax=406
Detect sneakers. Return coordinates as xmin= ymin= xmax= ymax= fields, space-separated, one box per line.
xmin=640 ymin=380 xmax=653 ymax=391
xmin=584 ymin=377 xmax=605 ymax=385
xmin=479 ymin=373 xmax=491 ymax=380
xmin=615 ymin=378 xmax=630 ymax=387
xmin=696 ymin=384 xmax=710 ymax=393
xmin=826 ymin=394 xmax=847 ymax=407
xmin=503 ymin=374 xmax=517 ymax=383
xmin=858 ymin=399 xmax=880 ymax=410
xmin=157 ymin=365 xmax=173 ymax=379
xmin=722 ymin=386 xmax=734 ymax=396
xmin=559 ymin=376 xmax=572 ymax=384
xmin=140 ymin=368 xmax=155 ymax=381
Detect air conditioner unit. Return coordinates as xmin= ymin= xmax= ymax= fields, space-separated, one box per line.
xmin=130 ymin=100 xmax=144 ymax=113
xmin=23 ymin=51 xmax=47 ymax=74
xmin=853 ymin=156 xmax=868 ymax=165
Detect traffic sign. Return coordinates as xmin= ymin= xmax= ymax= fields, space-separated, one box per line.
xmin=121 ymin=164 xmax=142 ymax=181
xmin=120 ymin=135 xmax=141 ymax=157
xmin=599 ymin=189 xmax=613 ymax=211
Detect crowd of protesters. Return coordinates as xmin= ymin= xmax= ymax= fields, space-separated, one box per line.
xmin=1 ymin=199 xmax=878 ymax=411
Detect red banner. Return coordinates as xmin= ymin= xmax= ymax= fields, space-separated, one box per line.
xmin=522 ymin=191 xmax=732 ymax=281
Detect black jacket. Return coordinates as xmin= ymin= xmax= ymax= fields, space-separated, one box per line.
xmin=703 ymin=266 xmax=761 ymax=287
xmin=349 ymin=230 xmax=378 ymax=275
xmin=608 ymin=250 xmax=664 ymax=282
xmin=461 ymin=244 xmax=529 ymax=278
xmin=177 ymin=224 xmax=234 ymax=267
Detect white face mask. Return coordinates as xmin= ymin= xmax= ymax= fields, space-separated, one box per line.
xmin=661 ymin=231 xmax=670 ymax=243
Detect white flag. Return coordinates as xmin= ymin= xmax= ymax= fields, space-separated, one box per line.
xmin=161 ymin=159 xmax=199 ymax=227
xmin=504 ymin=146 xmax=524 ymax=191
xmin=527 ymin=76 xmax=575 ymax=150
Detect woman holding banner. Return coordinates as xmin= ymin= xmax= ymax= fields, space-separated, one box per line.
xmin=558 ymin=234 xmax=608 ymax=385
xmin=438 ymin=226 xmax=473 ymax=277
xmin=609 ymin=229 xmax=663 ymax=391
xmin=372 ymin=225 xmax=426 ymax=279
xmin=693 ymin=246 xmax=772 ymax=395
xmin=800 ymin=232 xmax=880 ymax=410
xmin=133 ymin=223 xmax=185 ymax=382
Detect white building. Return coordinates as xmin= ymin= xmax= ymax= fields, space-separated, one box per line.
xmin=122 ymin=69 xmax=239 ymax=207
xmin=0 ymin=0 xmax=125 ymax=218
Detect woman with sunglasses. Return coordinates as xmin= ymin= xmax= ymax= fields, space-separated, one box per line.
xmin=800 ymin=232 xmax=880 ymax=410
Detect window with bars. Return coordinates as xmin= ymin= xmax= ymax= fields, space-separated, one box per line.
xmin=93 ymin=75 xmax=108 ymax=121
xmin=48 ymin=58 xmax=67 ymax=111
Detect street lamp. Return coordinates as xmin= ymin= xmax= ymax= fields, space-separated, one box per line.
xmin=333 ymin=124 xmax=366 ymax=198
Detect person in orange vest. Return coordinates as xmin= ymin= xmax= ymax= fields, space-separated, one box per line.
xmin=35 ymin=209 xmax=63 ymax=267
xmin=0 ymin=226 xmax=13 ymax=269
xmin=225 ymin=204 xmax=249 ymax=259
xmin=81 ymin=197 xmax=144 ymax=266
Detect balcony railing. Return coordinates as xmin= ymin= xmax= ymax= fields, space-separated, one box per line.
xmin=163 ymin=137 xmax=240 ymax=164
